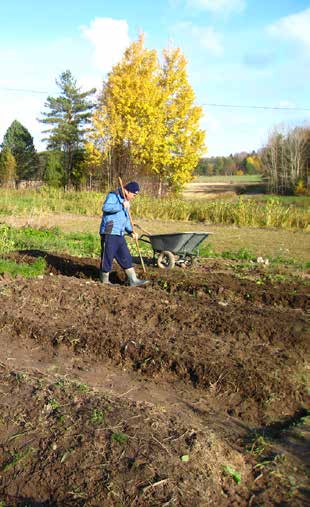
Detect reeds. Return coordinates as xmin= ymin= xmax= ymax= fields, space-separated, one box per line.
xmin=0 ymin=188 xmax=308 ymax=230
xmin=133 ymin=196 xmax=309 ymax=230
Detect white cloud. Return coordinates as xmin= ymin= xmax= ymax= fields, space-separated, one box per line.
xmin=174 ymin=23 xmax=223 ymax=55
xmin=193 ymin=25 xmax=223 ymax=54
xmin=81 ymin=18 xmax=130 ymax=73
xmin=267 ymin=8 xmax=310 ymax=52
xmin=187 ymin=0 xmax=246 ymax=14
xmin=277 ymin=100 xmax=295 ymax=109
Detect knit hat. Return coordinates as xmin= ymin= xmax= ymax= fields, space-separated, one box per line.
xmin=124 ymin=181 xmax=140 ymax=194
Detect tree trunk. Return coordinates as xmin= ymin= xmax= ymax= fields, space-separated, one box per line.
xmin=158 ymin=177 xmax=162 ymax=197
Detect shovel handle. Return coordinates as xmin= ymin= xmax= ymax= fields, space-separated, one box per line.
xmin=118 ymin=177 xmax=146 ymax=274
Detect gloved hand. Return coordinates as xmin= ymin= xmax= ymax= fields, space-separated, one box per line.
xmin=123 ymin=200 xmax=130 ymax=209
xmin=132 ymin=232 xmax=139 ymax=241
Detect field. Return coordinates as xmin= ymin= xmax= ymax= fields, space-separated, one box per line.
xmin=0 ymin=186 xmax=309 ymax=506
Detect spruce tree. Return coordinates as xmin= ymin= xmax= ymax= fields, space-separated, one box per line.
xmin=43 ymin=151 xmax=65 ymax=188
xmin=2 ymin=120 xmax=38 ymax=180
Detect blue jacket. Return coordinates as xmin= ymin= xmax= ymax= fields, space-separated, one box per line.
xmin=99 ymin=189 xmax=133 ymax=236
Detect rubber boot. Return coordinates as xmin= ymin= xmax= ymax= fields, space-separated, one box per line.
xmin=125 ymin=268 xmax=149 ymax=287
xmin=99 ymin=271 xmax=112 ymax=284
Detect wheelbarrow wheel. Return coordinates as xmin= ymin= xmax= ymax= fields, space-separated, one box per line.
xmin=157 ymin=250 xmax=175 ymax=270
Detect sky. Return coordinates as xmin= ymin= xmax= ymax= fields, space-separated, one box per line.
xmin=0 ymin=0 xmax=310 ymax=157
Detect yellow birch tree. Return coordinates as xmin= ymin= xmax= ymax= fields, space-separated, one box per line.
xmin=92 ymin=36 xmax=206 ymax=194
xmin=156 ymin=47 xmax=205 ymax=193
xmin=81 ymin=142 xmax=102 ymax=189
xmin=0 ymin=146 xmax=16 ymax=187
xmin=93 ymin=35 xmax=163 ymax=185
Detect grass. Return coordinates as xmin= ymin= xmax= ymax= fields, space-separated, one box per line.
xmin=0 ymin=187 xmax=309 ymax=230
xmin=0 ymin=224 xmax=308 ymax=272
xmin=0 ymin=224 xmax=99 ymax=258
xmin=0 ymin=257 xmax=46 ymax=278
xmin=247 ymin=194 xmax=310 ymax=207
xmin=1 ymin=447 xmax=33 ymax=473
xmin=135 ymin=196 xmax=309 ymax=229
xmin=0 ymin=187 xmax=103 ymax=216
xmin=194 ymin=174 xmax=262 ymax=183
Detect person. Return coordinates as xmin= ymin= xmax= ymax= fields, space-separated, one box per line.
xmin=99 ymin=181 xmax=149 ymax=287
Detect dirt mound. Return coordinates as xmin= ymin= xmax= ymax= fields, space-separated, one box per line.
xmin=0 ymin=251 xmax=309 ymax=505
xmin=0 ymin=365 xmax=237 ymax=506
xmin=1 ymin=251 xmax=308 ymax=425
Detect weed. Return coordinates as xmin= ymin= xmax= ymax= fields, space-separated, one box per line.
xmin=0 ymin=224 xmax=15 ymax=253
xmin=54 ymin=378 xmax=66 ymax=389
xmin=112 ymin=432 xmax=129 ymax=445
xmin=249 ymin=434 xmax=269 ymax=457
xmin=1 ymin=447 xmax=33 ymax=472
xmin=199 ymin=242 xmax=217 ymax=258
xmin=48 ymin=398 xmax=60 ymax=412
xmin=75 ymin=382 xmax=89 ymax=393
xmin=181 ymin=454 xmax=190 ymax=462
xmin=222 ymin=465 xmax=241 ymax=484
xmin=90 ymin=409 xmax=105 ymax=425
xmin=158 ymin=279 xmax=170 ymax=291
xmin=14 ymin=372 xmax=26 ymax=383
xmin=222 ymin=247 xmax=255 ymax=261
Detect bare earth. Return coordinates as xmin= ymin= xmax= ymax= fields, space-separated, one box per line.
xmin=0 ymin=249 xmax=309 ymax=506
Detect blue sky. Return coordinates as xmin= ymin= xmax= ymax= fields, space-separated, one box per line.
xmin=1 ymin=0 xmax=309 ymax=156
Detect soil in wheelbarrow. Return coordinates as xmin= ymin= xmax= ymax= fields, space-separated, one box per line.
xmin=0 ymin=250 xmax=309 ymax=506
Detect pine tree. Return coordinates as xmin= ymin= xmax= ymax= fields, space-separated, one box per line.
xmin=0 ymin=146 xmax=16 ymax=186
xmin=40 ymin=70 xmax=96 ymax=187
xmin=2 ymin=120 xmax=38 ymax=180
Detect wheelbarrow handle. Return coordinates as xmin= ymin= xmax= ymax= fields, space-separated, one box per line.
xmin=138 ymin=234 xmax=151 ymax=245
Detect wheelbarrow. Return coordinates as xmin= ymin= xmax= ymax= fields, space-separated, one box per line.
xmin=139 ymin=232 xmax=213 ymax=269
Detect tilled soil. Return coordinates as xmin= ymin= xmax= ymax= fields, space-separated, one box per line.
xmin=0 ymin=251 xmax=309 ymax=506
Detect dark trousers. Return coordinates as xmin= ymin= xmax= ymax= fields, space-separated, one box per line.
xmin=100 ymin=234 xmax=132 ymax=273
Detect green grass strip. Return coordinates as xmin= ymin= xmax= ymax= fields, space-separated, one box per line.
xmin=0 ymin=224 xmax=308 ymax=270
xmin=0 ymin=257 xmax=46 ymax=278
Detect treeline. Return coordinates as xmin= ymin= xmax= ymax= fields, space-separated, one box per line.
xmin=0 ymin=33 xmax=309 ymax=196
xmin=0 ymin=35 xmax=205 ymax=196
xmin=261 ymin=126 xmax=310 ymax=195
xmin=195 ymin=151 xmax=262 ymax=176
xmin=197 ymin=126 xmax=310 ymax=196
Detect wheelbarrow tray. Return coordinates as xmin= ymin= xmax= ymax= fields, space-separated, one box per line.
xmin=141 ymin=232 xmax=211 ymax=255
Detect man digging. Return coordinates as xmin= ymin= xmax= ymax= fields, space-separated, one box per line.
xmin=99 ymin=181 xmax=149 ymax=287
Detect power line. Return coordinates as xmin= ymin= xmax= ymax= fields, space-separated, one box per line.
xmin=1 ymin=86 xmax=310 ymax=111
xmin=0 ymin=86 xmax=49 ymax=95
xmin=202 ymin=103 xmax=310 ymax=112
